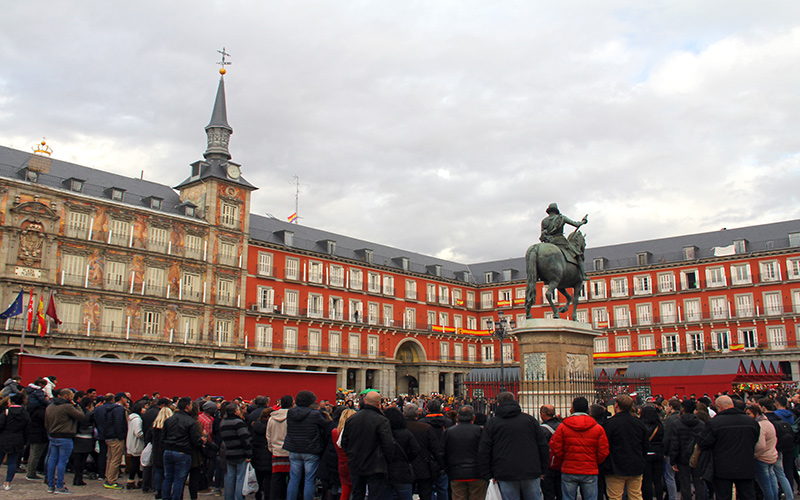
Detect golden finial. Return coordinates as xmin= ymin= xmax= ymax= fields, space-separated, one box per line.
xmin=32 ymin=137 xmax=52 ymax=157
xmin=217 ymin=47 xmax=231 ymax=75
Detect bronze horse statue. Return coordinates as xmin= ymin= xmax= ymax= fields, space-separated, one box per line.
xmin=524 ymin=230 xmax=586 ymax=320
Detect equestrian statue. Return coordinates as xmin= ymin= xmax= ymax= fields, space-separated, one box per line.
xmin=524 ymin=203 xmax=588 ymax=321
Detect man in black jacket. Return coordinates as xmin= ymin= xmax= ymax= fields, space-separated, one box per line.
xmin=443 ymin=405 xmax=486 ymax=500
xmin=342 ymin=390 xmax=395 ymax=500
xmin=539 ymin=404 xmax=562 ymax=500
xmin=405 ymin=403 xmax=443 ymax=500
xmin=668 ymin=400 xmax=705 ymax=500
xmin=477 ymin=392 xmax=549 ymax=500
xmin=283 ymin=391 xmax=326 ymax=500
xmin=697 ymin=395 xmax=760 ymax=500
xmin=421 ymin=399 xmax=454 ymax=500
xmin=602 ymin=395 xmax=648 ymax=500
xmin=103 ymin=392 xmax=129 ymax=489
xmin=161 ymin=397 xmax=206 ymax=500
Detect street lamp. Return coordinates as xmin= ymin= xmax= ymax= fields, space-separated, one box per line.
xmin=486 ymin=311 xmax=516 ymax=391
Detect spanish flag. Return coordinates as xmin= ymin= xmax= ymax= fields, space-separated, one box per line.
xmin=730 ymin=344 xmax=745 ymax=351
xmin=36 ymin=294 xmax=46 ymax=337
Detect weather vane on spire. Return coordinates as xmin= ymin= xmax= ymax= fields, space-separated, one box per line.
xmin=217 ymin=47 xmax=231 ymax=75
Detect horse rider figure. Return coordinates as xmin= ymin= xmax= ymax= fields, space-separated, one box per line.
xmin=540 ymin=203 xmax=588 ymax=280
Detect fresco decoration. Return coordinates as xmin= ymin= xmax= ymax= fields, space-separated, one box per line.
xmin=126 ymin=301 xmax=142 ymax=335
xmin=165 ymin=304 xmax=179 ymax=337
xmin=181 ymin=185 xmax=206 ymax=218
xmin=87 ymin=249 xmax=104 ymax=288
xmin=131 ymin=255 xmax=145 ymax=290
xmin=18 ymin=219 xmax=45 ymax=267
xmin=82 ymin=297 xmax=101 ymax=330
xmin=132 ymin=214 xmax=148 ymax=248
xmin=0 ymin=183 xmax=8 ymax=225
xmin=168 ymin=261 xmax=182 ymax=297
xmin=171 ymin=223 xmax=184 ymax=254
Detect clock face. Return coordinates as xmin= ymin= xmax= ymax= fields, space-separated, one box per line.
xmin=227 ymin=164 xmax=241 ymax=180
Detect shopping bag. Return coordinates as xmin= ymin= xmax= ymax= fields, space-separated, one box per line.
xmin=242 ymin=462 xmax=258 ymax=496
xmin=140 ymin=443 xmax=153 ymax=467
xmin=486 ymin=480 xmax=502 ymax=500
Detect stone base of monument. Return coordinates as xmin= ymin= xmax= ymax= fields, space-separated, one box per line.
xmin=514 ymin=318 xmax=600 ymax=417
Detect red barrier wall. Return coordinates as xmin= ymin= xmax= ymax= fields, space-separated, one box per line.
xmin=19 ymin=354 xmax=337 ymax=402
xmin=650 ymin=374 xmax=734 ymax=398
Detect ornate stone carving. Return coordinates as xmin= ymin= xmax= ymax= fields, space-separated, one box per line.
xmin=566 ymin=353 xmax=590 ymax=374
xmin=18 ymin=219 xmax=45 ymax=267
xmin=524 ymin=352 xmax=547 ymax=381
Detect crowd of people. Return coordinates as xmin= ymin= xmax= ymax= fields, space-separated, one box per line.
xmin=2 ymin=373 xmax=800 ymax=500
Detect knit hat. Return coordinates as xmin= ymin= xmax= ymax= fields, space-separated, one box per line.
xmin=202 ymin=401 xmax=217 ymax=413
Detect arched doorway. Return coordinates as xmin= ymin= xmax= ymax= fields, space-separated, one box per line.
xmin=0 ymin=350 xmax=18 ymax=382
xmin=394 ymin=340 xmax=426 ymax=396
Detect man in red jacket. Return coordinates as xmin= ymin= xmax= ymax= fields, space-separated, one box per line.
xmin=549 ymin=397 xmax=609 ymax=500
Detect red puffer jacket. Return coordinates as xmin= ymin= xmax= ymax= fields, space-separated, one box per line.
xmin=549 ymin=414 xmax=609 ymax=475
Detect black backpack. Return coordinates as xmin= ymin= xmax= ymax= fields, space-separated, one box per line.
xmin=768 ymin=414 xmax=795 ymax=453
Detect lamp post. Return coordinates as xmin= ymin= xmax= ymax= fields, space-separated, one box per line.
xmin=486 ymin=311 xmax=516 ymax=392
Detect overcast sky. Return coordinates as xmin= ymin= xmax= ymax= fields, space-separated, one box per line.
xmin=2 ymin=2 xmax=800 ymax=264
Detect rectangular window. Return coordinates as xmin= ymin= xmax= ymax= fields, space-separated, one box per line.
xmin=383 ymin=275 xmax=395 ymax=296
xmin=439 ymin=312 xmax=448 ymax=327
xmin=482 ymin=344 xmax=494 ymax=363
xmin=308 ymin=294 xmax=324 ymax=318
xmin=466 ymin=292 xmax=475 ymax=309
xmin=769 ymin=326 xmax=787 ymax=350
xmin=684 ymin=299 xmax=702 ymax=322
xmin=636 ymin=304 xmax=652 ymax=326
xmin=610 ymin=278 xmax=628 ymax=297
xmin=143 ymin=310 xmax=162 ymax=338
xmin=485 ymin=272 xmax=493 ymax=283
xmin=502 ymin=344 xmax=513 ymax=362
xmin=182 ymin=272 xmax=201 ymax=301
xmin=62 ymin=254 xmax=86 ymax=286
xmin=349 ymin=269 xmax=363 ymax=290
xmin=467 ymin=316 xmax=477 ymax=330
xmin=109 ymin=219 xmax=131 ymax=246
xmin=764 ymin=292 xmax=782 ymax=316
xmin=405 ymin=280 xmax=417 ymax=300
xmin=615 ymin=336 xmax=630 ymax=352
xmin=711 ymin=330 xmax=730 ymax=351
xmin=427 ymin=311 xmax=436 ymax=327
xmin=367 ymin=303 xmax=379 ymax=325
xmin=57 ymin=302 xmax=80 ymax=333
xmin=286 ymin=258 xmax=299 ymax=280
xmin=687 ymin=332 xmax=703 ymax=353
xmin=731 ymin=264 xmax=752 ymax=285
xmin=787 ymin=259 xmax=800 ymax=280
xmin=285 ymin=290 xmax=299 ymax=316
xmin=145 ymin=267 xmax=165 ymax=297
xmin=217 ymin=279 xmax=234 ymax=306
xmin=427 ymin=284 xmax=437 ymax=302
xmin=680 ymin=270 xmax=699 ymax=290
xmin=739 ymin=328 xmax=757 ymax=349
xmin=706 ymin=267 xmax=726 ymax=287
xmin=219 ymin=242 xmax=237 ymax=267
xmin=575 ymin=310 xmax=589 ymax=324
xmin=614 ymin=306 xmax=630 ymax=328
xmin=258 ymin=252 xmax=273 ymax=276
xmin=367 ymin=336 xmax=379 ymax=358
xmin=735 ymin=294 xmax=754 ymax=318
xmin=591 ymin=281 xmax=606 ymax=299
xmin=439 ymin=341 xmax=450 ymax=360
xmin=760 ymin=261 xmax=781 ymax=282
xmin=659 ymin=301 xmax=676 ymax=323
xmin=710 ymin=297 xmax=728 ymax=320
xmin=284 ymin=327 xmax=298 ymax=352
xmin=182 ymin=316 xmax=198 ymax=343
xmin=454 ymin=315 xmax=463 ymax=329
xmin=383 ymin=304 xmax=393 ymax=327
xmin=329 ymin=297 xmax=344 ymax=320
xmin=592 ymin=308 xmax=608 ymax=328
xmin=185 ymin=234 xmax=203 ymax=259
xmin=594 ymin=337 xmax=609 ymax=353
xmin=66 ymin=212 xmax=89 ymax=239
xmin=221 ymin=204 xmax=238 ymax=228
xmin=348 ymin=334 xmax=360 ymax=357
xmin=102 ymin=307 xmax=124 ymax=335
xmin=404 ymin=308 xmax=416 ymax=329
xmin=105 ymin=261 xmax=126 ymax=292
xmin=256 ymin=325 xmax=273 ymax=350
xmin=329 ymin=332 xmax=341 ymax=354
xmin=439 ymin=286 xmax=450 ymax=305
xmin=454 ymin=343 xmax=463 ymax=361
xmin=309 ymin=261 xmax=323 ymax=284
xmin=349 ymin=300 xmax=362 ymax=322
xmin=309 ymin=330 xmax=321 ymax=354
xmin=481 ymin=292 xmax=493 ymax=309
xmin=148 ymin=227 xmax=169 ymax=253
xmin=468 ymin=344 xmax=477 ymax=362
xmin=657 ymin=273 xmax=675 ymax=293
xmin=794 ymin=290 xmax=800 ymax=314
xmin=639 ymin=335 xmax=654 ymax=351
xmin=330 ymin=265 xmax=344 ymax=287
xmin=634 ymin=275 xmax=652 ymax=295
xmin=663 ymin=334 xmax=679 ymax=354
xmin=368 ymin=272 xmax=381 ymax=293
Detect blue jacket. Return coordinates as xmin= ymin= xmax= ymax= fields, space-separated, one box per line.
xmin=103 ymin=403 xmax=128 ymax=440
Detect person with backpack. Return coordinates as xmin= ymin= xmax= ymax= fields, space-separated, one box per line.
xmin=668 ymin=400 xmax=705 ymax=500
xmin=539 ymin=405 xmax=562 ymax=500
xmin=745 ymin=404 xmax=785 ymax=500
xmin=757 ymin=398 xmax=794 ymax=499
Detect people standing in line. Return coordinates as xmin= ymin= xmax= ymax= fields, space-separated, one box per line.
xmin=142 ymin=398 xmax=171 ymax=494
xmin=71 ymin=397 xmax=95 ymax=487
xmin=639 ymin=406 xmax=664 ymax=500
xmin=247 ymin=396 xmax=270 ymax=425
xmin=127 ymin=401 xmax=147 ymax=489
xmin=405 ymin=403 xmax=443 ymax=500
xmin=420 ymin=399 xmax=454 ymax=500
xmin=161 ymin=397 xmax=207 ymax=500
xmin=251 ymin=408 xmax=273 ymax=500
xmin=660 ymin=399 xmax=681 ymax=500
xmin=0 ymin=392 xmax=31 ymax=490
xmin=25 ymin=377 xmax=49 ymax=481
xmin=549 ymin=397 xmax=609 ymax=500
xmin=220 ymin=402 xmax=253 ymax=500
xmin=384 ymin=407 xmax=421 ymax=500
xmin=745 ymin=404 xmax=790 ymax=500
xmin=442 ymin=405 xmax=487 ymax=500
xmin=539 ymin=405 xmax=562 ymax=500
xmin=103 ymin=392 xmax=130 ymax=490
xmin=697 ymin=395 xmax=760 ymax=500
xmin=92 ymin=394 xmax=114 ymax=482
xmin=477 ymin=391 xmax=550 ymax=500
xmin=332 ymin=408 xmax=356 ymax=500
xmin=602 ymin=395 xmax=648 ymax=500
xmin=667 ymin=400 xmax=705 ymax=500
xmin=267 ymin=395 xmax=293 ymax=500
xmin=1 ymin=375 xmax=23 ymax=397
xmin=43 ymin=388 xmax=85 ymax=494
xmin=758 ymin=398 xmax=795 ymax=499
xmin=284 ymin=391 xmax=327 ymax=500
xmin=148 ymin=405 xmax=174 ymax=500
xmin=341 ymin=390 xmax=395 ymax=500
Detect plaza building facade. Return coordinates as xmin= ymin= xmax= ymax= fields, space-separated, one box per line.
xmin=1 ymin=74 xmax=799 ymax=396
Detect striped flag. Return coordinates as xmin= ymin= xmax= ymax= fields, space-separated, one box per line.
xmin=36 ymin=294 xmax=46 ymax=337
xmin=287 ymin=213 xmax=298 ymax=223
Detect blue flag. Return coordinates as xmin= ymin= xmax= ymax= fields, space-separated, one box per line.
xmin=0 ymin=290 xmax=24 ymax=319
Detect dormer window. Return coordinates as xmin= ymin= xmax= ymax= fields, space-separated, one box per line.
xmin=502 ymin=269 xmax=512 ymax=282
xmin=70 ymin=179 xmax=84 ymax=192
xmin=111 ymin=188 xmax=125 ymax=202
xmin=593 ymin=258 xmax=605 ymax=271
xmin=427 ymin=264 xmax=442 ymax=277
xmin=25 ymin=169 xmax=39 ymax=183
xmin=191 ymin=162 xmax=202 ymax=178
xmin=365 ymin=250 xmax=373 ymax=264
xmin=327 ymin=241 xmax=336 ymax=255
xmin=185 ymin=206 xmax=195 ymax=217
xmin=145 ymin=197 xmax=163 ymax=210
xmin=733 ymin=239 xmax=747 ymax=253
xmin=400 ymin=257 xmax=409 ymax=271
xmin=284 ymin=231 xmax=294 ymax=247
xmin=683 ymin=246 xmax=696 ymax=260
xmin=485 ymin=271 xmax=493 ymax=283
xmin=790 ymin=233 xmax=800 ymax=247
xmin=637 ymin=252 xmax=650 ymax=266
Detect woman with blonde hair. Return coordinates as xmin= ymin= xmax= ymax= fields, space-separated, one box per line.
xmin=332 ymin=409 xmax=356 ymax=500
xmin=148 ymin=406 xmax=174 ymax=499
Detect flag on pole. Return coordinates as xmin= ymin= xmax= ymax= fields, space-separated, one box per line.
xmin=46 ymin=293 xmax=62 ymax=325
xmin=0 ymin=290 xmax=24 ymax=319
xmin=36 ymin=294 xmax=46 ymax=337
xmin=287 ymin=212 xmax=298 ymax=223
xmin=25 ymin=288 xmax=35 ymax=331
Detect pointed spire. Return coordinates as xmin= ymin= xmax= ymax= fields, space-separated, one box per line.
xmin=204 ymin=76 xmax=233 ymax=161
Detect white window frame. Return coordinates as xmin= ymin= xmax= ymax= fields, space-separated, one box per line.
xmin=610 ymin=277 xmax=628 ymax=297
xmin=633 ymin=275 xmax=652 ymax=295
xmin=657 ymin=273 xmax=675 ymax=293
xmin=256 ymin=325 xmax=273 ymax=350
xmin=258 ymin=252 xmax=273 ymax=276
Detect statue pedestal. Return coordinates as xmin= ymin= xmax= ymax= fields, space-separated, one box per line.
xmin=514 ymin=318 xmax=600 ymax=417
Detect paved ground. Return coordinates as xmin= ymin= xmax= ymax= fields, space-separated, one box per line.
xmin=1 ymin=469 xmax=159 ymax=500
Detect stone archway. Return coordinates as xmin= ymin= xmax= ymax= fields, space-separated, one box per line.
xmin=0 ymin=349 xmax=19 ymax=381
xmin=394 ymin=339 xmax=427 ymax=396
